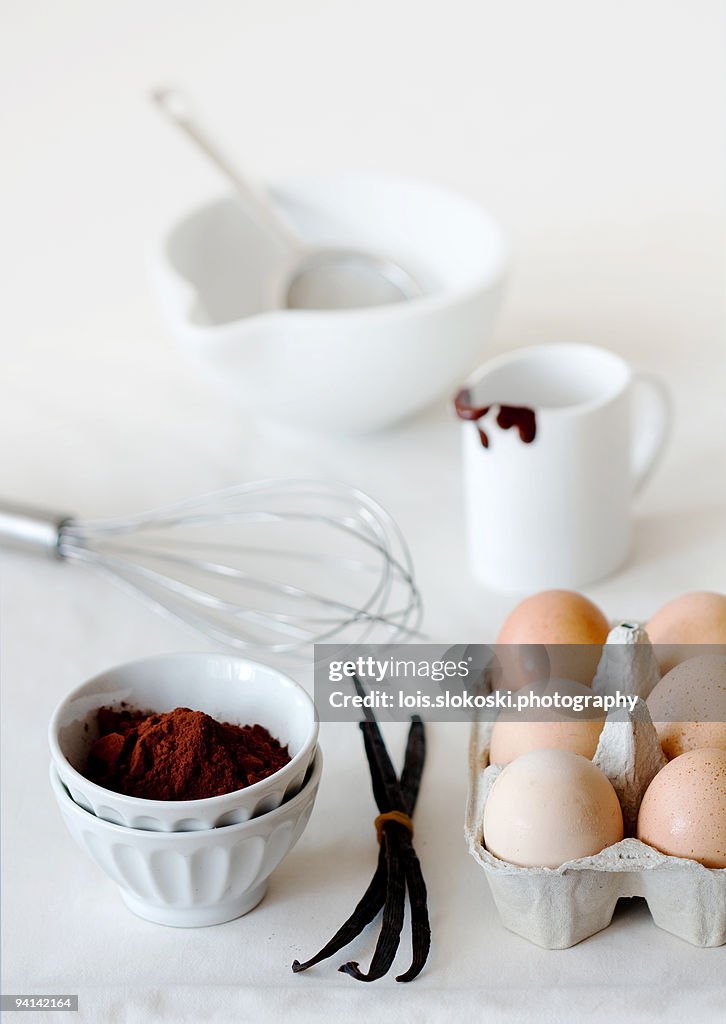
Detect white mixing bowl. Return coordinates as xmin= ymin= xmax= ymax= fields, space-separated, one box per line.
xmin=152 ymin=174 xmax=509 ymax=433
xmin=50 ymin=750 xmax=322 ymax=926
xmin=49 ymin=652 xmax=318 ymax=831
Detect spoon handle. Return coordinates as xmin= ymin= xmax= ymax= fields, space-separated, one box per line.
xmin=151 ymin=88 xmax=302 ymax=252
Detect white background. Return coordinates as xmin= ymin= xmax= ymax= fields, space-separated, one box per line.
xmin=1 ymin=2 xmax=724 ymax=1022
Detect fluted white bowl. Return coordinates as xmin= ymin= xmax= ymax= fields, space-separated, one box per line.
xmin=49 ymin=652 xmax=318 ymax=831
xmin=50 ymin=749 xmax=322 ymax=926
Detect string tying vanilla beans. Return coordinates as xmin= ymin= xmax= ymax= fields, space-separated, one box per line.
xmin=374 ymin=810 xmax=414 ymax=844
xmin=292 ymin=674 xmax=430 ymax=983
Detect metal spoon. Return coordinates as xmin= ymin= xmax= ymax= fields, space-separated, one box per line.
xmin=151 ymin=88 xmax=422 ymax=311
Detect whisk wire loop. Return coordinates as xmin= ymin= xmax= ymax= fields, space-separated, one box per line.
xmin=49 ymin=479 xmax=422 ymax=655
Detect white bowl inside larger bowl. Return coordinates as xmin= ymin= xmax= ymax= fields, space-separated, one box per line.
xmin=50 ymin=749 xmax=322 ymax=927
xmin=48 ymin=652 xmax=318 ymax=831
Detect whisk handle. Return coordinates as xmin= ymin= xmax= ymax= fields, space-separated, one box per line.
xmin=0 ymin=503 xmax=69 ymax=557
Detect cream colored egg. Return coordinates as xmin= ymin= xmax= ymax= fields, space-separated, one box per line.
xmin=646 ymin=655 xmax=726 ymax=759
xmin=489 ymin=680 xmax=605 ymax=764
xmin=636 ymin=747 xmax=726 ymax=868
xmin=646 ymin=591 xmax=726 ymax=674
xmin=483 ymin=748 xmax=624 ymax=868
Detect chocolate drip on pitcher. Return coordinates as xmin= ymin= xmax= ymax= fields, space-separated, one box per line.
xmin=496 ymin=404 xmax=537 ymax=444
xmin=453 ymin=390 xmax=537 ymax=449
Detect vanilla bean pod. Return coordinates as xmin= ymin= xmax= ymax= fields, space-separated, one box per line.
xmin=292 ymin=678 xmax=430 ymax=982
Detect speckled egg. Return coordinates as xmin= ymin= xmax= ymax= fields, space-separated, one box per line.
xmin=495 ymin=590 xmax=610 ymax=688
xmin=646 ymin=591 xmax=726 ymax=674
xmin=646 ymin=654 xmax=726 ymax=759
xmin=636 ymin=747 xmax=726 ymax=868
xmin=483 ymin=748 xmax=624 ymax=868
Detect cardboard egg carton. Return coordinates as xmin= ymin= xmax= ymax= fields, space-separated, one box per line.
xmin=464 ymin=624 xmax=726 ymax=948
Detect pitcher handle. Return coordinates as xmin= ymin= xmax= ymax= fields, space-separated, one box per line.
xmin=631 ymin=371 xmax=672 ymax=494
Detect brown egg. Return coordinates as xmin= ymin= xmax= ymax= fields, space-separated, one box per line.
xmin=646 ymin=654 xmax=726 ymax=759
xmin=489 ymin=680 xmax=605 ymax=764
xmin=646 ymin=591 xmax=726 ymax=674
xmin=636 ymin=747 xmax=726 ymax=868
xmin=495 ymin=590 xmax=610 ymax=688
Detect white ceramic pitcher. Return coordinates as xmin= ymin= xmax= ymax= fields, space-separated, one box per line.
xmin=458 ymin=343 xmax=671 ymax=590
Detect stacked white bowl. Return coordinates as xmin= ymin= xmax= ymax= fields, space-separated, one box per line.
xmin=48 ymin=653 xmax=320 ymax=926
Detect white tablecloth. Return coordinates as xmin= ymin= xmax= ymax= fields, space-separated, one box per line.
xmin=2 ymin=2 xmax=724 ymax=1021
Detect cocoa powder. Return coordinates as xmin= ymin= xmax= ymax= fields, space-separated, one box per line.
xmin=84 ymin=706 xmax=291 ymax=800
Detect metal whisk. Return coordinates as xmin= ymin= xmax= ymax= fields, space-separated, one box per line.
xmin=0 ymin=480 xmax=422 ymax=655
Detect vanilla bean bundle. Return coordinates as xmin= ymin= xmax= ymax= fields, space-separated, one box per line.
xmin=292 ymin=678 xmax=430 ymax=982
